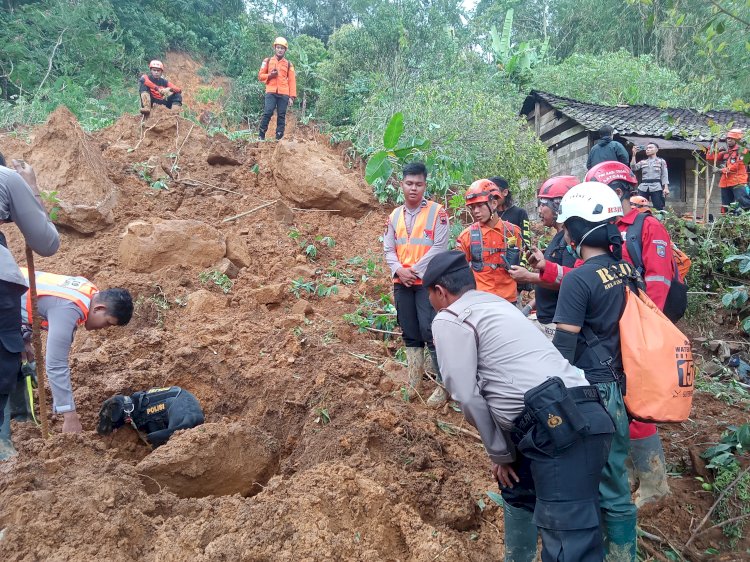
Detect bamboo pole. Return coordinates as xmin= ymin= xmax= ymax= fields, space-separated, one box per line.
xmin=25 ymin=246 xmax=49 ymax=439
xmin=692 ymin=157 xmax=699 ymax=222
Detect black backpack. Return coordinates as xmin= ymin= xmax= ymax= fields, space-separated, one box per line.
xmin=625 ymin=212 xmax=687 ymax=322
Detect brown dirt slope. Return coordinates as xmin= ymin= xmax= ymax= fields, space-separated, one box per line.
xmin=1 ymin=56 xmax=749 ymax=561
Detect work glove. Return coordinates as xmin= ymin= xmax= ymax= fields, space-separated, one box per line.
xmin=160 ymin=88 xmax=173 ymax=98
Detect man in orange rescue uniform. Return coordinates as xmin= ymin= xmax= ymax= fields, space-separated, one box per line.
xmin=139 ymin=60 xmax=182 ymax=116
xmin=15 ymin=268 xmax=133 ymax=434
xmin=706 ymin=128 xmax=750 ymax=213
xmin=383 ymin=162 xmax=450 ymax=407
xmin=258 ymin=37 xmax=297 ymax=141
xmin=456 ymin=179 xmax=522 ymax=304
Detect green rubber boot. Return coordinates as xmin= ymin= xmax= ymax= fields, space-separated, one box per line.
xmin=503 ymin=503 xmax=537 ymax=562
xmin=604 ymin=518 xmax=637 ymax=562
xmin=1 ymin=399 xmax=17 ymax=461
xmin=631 ymin=434 xmax=670 ymax=507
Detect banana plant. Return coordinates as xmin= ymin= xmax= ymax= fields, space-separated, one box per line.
xmin=364 ymin=112 xmax=430 ymax=188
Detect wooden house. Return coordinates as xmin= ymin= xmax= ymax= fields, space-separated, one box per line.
xmin=520 ymin=90 xmax=750 ymax=216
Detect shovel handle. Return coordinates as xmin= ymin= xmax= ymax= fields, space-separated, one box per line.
xmin=25 ymin=245 xmax=49 ymax=439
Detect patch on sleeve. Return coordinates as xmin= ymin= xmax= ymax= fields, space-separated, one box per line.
xmin=438 ymin=209 xmax=448 ymax=225
xmin=653 ymin=240 xmax=667 ymax=258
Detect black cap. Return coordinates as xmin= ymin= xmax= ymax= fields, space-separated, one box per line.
xmin=422 ymin=250 xmax=470 ymax=287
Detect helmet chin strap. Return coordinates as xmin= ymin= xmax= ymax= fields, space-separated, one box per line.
xmin=574 ymin=223 xmax=607 ymax=258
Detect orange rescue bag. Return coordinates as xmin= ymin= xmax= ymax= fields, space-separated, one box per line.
xmin=619 ymin=285 xmax=694 ymax=422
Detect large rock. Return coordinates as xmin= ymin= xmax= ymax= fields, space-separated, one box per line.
xmin=271 ymin=140 xmax=374 ymax=218
xmin=119 ymin=219 xmax=226 ymax=272
xmin=25 ymin=106 xmax=117 ymax=233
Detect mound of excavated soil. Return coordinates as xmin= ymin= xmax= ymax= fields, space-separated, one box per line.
xmin=1 ymin=54 xmax=750 ymax=560
xmin=11 ymin=106 xmax=117 ymax=233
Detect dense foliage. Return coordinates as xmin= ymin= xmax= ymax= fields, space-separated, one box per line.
xmin=1 ymin=0 xmax=748 ymax=201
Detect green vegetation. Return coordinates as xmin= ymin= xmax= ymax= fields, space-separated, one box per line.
xmin=2 ymin=0 xmax=747 ymax=209
xmin=199 ymin=270 xmax=233 ymax=294
xmin=700 ymin=423 xmax=750 ymax=544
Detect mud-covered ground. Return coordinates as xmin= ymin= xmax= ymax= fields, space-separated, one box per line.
xmin=1 ymin=55 xmax=749 ymax=561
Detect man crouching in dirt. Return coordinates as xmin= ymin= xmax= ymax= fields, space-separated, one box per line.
xmin=139 ymin=59 xmax=183 ymax=116
xmin=15 ymin=268 xmax=133 ymax=434
xmin=425 ymin=251 xmax=614 ymax=561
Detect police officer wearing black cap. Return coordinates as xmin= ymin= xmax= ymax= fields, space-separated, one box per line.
xmin=425 ymin=251 xmax=614 ymax=562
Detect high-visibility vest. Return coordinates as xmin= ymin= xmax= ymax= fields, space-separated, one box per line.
xmin=20 ymin=267 xmax=98 ymax=327
xmin=390 ymin=201 xmax=442 ymax=285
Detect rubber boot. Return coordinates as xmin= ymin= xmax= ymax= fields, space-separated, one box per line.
xmin=604 ymin=518 xmax=637 ymax=562
xmin=503 ymin=503 xmax=537 ymax=562
xmin=171 ymin=102 xmax=182 ymax=112
xmin=404 ymin=347 xmax=424 ymax=400
xmin=140 ymin=91 xmax=152 ymax=115
xmin=426 ymin=348 xmax=448 ymax=408
xmin=631 ymin=433 xmax=670 ymax=507
xmin=0 ymin=399 xmax=17 ymax=461
xmin=9 ymin=373 xmax=32 ymax=422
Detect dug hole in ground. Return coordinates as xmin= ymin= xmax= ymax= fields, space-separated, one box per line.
xmin=1 ymin=55 xmax=749 ymax=561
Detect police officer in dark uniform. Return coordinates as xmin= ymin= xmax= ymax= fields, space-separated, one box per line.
xmin=426 ymin=251 xmax=614 ymax=562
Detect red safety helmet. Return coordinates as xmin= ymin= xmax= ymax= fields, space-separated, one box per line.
xmin=149 ymin=60 xmax=164 ymax=70
xmin=727 ymin=128 xmax=744 ymax=140
xmin=585 ymin=160 xmax=638 ymax=188
xmin=465 ymin=179 xmax=501 ymax=205
xmin=538 ymin=175 xmax=579 ymax=199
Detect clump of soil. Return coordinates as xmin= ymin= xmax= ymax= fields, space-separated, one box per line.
xmin=1 ymin=53 xmax=749 ymax=561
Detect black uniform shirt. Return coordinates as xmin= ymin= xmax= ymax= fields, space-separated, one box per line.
xmin=536 ymin=230 xmax=577 ymax=323
xmin=499 ymin=205 xmax=530 ymax=246
xmin=553 ymin=254 xmax=633 ymax=379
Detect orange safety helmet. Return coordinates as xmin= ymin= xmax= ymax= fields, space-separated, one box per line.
xmin=149 ymin=60 xmax=164 ymax=70
xmin=727 ymin=128 xmax=744 ymax=140
xmin=465 ymin=179 xmax=501 ymax=205
xmin=273 ymin=37 xmax=289 ymax=49
xmin=630 ymin=195 xmax=651 ymax=212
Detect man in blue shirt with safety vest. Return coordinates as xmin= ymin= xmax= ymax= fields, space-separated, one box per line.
xmin=6 ymin=269 xmax=133 ymax=438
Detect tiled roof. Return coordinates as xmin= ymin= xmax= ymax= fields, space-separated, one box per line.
xmin=521 ymin=90 xmax=750 ymax=142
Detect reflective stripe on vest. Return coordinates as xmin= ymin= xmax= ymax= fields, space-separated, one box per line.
xmin=20 ymin=267 xmax=98 ymax=327
xmin=391 ymin=201 xmax=441 ymax=279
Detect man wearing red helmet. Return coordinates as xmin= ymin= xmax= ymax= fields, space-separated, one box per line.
xmin=456 ymin=179 xmax=522 ymax=304
xmin=706 ymin=129 xmax=750 ymax=213
xmin=138 ymin=60 xmax=183 ymax=116
xmin=508 ymin=176 xmax=579 ymax=339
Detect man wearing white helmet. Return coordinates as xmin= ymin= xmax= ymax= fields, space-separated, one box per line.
xmin=138 ymin=60 xmax=183 ymax=116
xmin=258 ymin=37 xmax=297 ymax=140
xmin=552 ymin=182 xmax=638 ymax=561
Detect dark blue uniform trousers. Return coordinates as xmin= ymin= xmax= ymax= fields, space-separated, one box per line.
xmin=501 ymin=384 xmax=614 ymax=561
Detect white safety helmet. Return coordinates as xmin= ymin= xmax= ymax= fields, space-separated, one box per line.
xmin=556 ymin=181 xmax=624 ymax=224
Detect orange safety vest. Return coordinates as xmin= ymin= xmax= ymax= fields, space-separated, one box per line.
xmin=20 ymin=267 xmax=98 ymax=328
xmin=258 ymin=57 xmax=297 ymax=97
xmin=390 ymin=201 xmax=442 ymax=285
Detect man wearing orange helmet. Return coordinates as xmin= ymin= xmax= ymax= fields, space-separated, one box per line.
xmin=508 ymin=176 xmax=579 ymax=339
xmin=138 ymin=60 xmax=183 ymax=116
xmin=706 ymin=129 xmax=749 ymax=213
xmin=258 ymin=37 xmax=297 ymax=141
xmin=456 ymin=180 xmax=522 ymax=304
